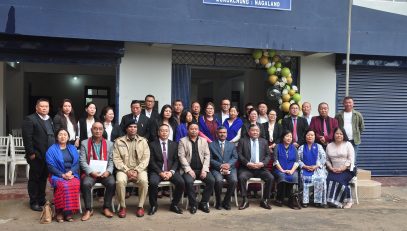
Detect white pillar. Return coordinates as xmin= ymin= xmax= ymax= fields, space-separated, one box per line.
xmin=119 ymin=43 xmax=172 ymax=118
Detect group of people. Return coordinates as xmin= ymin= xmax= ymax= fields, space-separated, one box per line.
xmin=21 ymin=94 xmax=364 ymax=222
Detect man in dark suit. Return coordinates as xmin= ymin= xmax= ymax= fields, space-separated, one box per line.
xmin=309 ymin=102 xmax=338 ymax=148
xmin=214 ymin=98 xmax=230 ymax=124
xmin=209 ymin=126 xmax=238 ymax=210
xmin=120 ymin=100 xmax=150 ymax=138
xmin=148 ymin=124 xmax=184 ymax=215
xmin=282 ymin=103 xmax=309 ymax=148
xmin=238 ymin=124 xmax=274 ymax=210
xmin=22 ymin=98 xmax=55 ymax=211
xmin=191 ymin=101 xmax=201 ymax=123
xmin=142 ymin=94 xmax=159 ymax=121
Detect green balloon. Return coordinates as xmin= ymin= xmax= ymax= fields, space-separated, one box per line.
xmin=281 ymin=67 xmax=291 ymax=77
xmin=269 ymin=50 xmax=276 ymax=58
xmin=275 ymin=62 xmax=282 ymax=68
xmin=267 ymin=66 xmax=276 ymax=75
xmin=292 ymin=93 xmax=302 ymax=103
xmin=252 ymin=50 xmax=262 ymax=59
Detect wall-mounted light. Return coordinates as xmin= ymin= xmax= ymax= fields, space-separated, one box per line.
xmin=73 ymin=76 xmax=78 ymax=80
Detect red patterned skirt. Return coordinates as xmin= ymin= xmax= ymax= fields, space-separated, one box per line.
xmin=53 ymin=178 xmax=80 ymax=213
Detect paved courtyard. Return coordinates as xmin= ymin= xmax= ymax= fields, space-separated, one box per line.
xmin=1 ymin=178 xmax=407 ymax=231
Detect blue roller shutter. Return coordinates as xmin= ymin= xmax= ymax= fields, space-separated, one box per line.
xmin=336 ymin=66 xmax=407 ymax=176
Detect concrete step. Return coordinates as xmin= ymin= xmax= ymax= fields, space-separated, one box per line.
xmin=357 ymin=179 xmax=382 ymax=199
xmin=357 ymin=169 xmax=372 ymax=180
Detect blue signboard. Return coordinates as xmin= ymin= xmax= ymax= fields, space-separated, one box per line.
xmin=203 ymin=0 xmax=292 ymax=11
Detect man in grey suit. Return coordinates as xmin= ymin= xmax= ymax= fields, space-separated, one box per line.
xmin=178 ymin=122 xmax=215 ymax=214
xmin=210 ymin=126 xmax=238 ymax=210
xmin=80 ymin=122 xmax=115 ymax=221
xmin=238 ymin=124 xmax=274 ymax=210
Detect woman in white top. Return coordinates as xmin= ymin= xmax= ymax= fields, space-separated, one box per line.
xmin=53 ymin=99 xmax=79 ymax=148
xmin=78 ymin=102 xmax=99 ymax=142
xmin=325 ymin=127 xmax=355 ymax=209
xmin=100 ymin=106 xmax=123 ymax=142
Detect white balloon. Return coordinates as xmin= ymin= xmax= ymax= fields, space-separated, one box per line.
xmin=290 ymin=100 xmax=295 ymax=104
xmin=276 ymin=67 xmax=282 ymax=72
xmin=255 ymin=59 xmax=260 ymax=64
xmin=278 ymin=99 xmax=283 ymax=105
xmin=281 ymin=77 xmax=287 ymax=83
xmin=263 ymin=51 xmax=269 ymax=57
xmin=279 ymin=82 xmax=285 ymax=88
xmin=292 ymin=85 xmax=298 ymax=91
xmin=282 ymin=89 xmax=289 ymax=95
xmin=265 ymin=63 xmax=272 ymax=68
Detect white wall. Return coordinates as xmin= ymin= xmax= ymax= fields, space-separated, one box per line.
xmin=300 ymin=54 xmax=337 ymax=117
xmin=119 ymin=43 xmax=172 ymax=118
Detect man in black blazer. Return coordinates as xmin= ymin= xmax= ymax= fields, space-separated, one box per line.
xmin=148 ymin=124 xmax=184 ymax=215
xmin=210 ymin=126 xmax=238 ymax=210
xmin=142 ymin=94 xmax=159 ymax=121
xmin=214 ymin=98 xmax=230 ymax=124
xmin=22 ymin=98 xmax=55 ymax=211
xmin=120 ymin=100 xmax=150 ymax=138
xmin=238 ymin=124 xmax=274 ymax=210
xmin=282 ymin=103 xmax=309 ymax=148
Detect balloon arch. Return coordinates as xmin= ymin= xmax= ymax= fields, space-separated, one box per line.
xmin=252 ymin=49 xmax=301 ymax=119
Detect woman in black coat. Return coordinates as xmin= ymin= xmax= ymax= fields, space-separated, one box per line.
xmin=53 ymin=99 xmax=80 ymax=148
xmin=100 ymin=106 xmax=123 ymax=142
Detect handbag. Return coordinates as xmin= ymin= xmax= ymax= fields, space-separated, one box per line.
xmin=39 ymin=201 xmax=53 ymax=224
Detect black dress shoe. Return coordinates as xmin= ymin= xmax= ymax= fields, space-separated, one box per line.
xmin=238 ymin=198 xmax=249 ymax=210
xmin=189 ymin=206 xmax=197 ymax=214
xmin=148 ymin=206 xmax=157 ymax=215
xmin=170 ymin=205 xmax=183 ymax=214
xmin=260 ymin=199 xmax=271 ymax=210
xmin=222 ymin=203 xmax=231 ymax=210
xmin=274 ymin=200 xmax=283 ymax=207
xmin=215 ymin=202 xmax=222 ymax=210
xmin=30 ymin=204 xmax=43 ymax=212
xmin=198 ymin=203 xmax=210 ymax=213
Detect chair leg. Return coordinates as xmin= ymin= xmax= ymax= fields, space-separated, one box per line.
xmin=261 ymin=183 xmax=264 ymax=199
xmin=234 ymin=188 xmax=238 ymax=207
xmin=26 ymin=165 xmax=30 ymax=179
xmin=79 ymin=194 xmax=83 ymax=214
xmin=4 ymin=163 xmax=7 ymax=186
xmin=10 ymin=164 xmax=15 ymax=186
xmin=354 ymin=183 xmax=359 ymax=204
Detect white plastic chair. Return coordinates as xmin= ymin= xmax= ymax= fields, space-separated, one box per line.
xmin=349 ymin=176 xmax=359 ymax=204
xmin=11 ymin=129 xmax=22 ymax=137
xmin=9 ymin=135 xmax=30 ymax=185
xmin=246 ymin=178 xmax=265 ymax=199
xmin=211 ymin=178 xmax=239 ymax=207
xmin=90 ymin=182 xmax=116 ymax=212
xmin=116 ymin=181 xmax=174 ymax=210
xmin=0 ymin=136 xmax=10 ymax=185
xmin=182 ymin=180 xmax=205 ymax=209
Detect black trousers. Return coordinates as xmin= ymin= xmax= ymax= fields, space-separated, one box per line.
xmin=276 ymin=182 xmax=294 ymax=201
xmin=27 ymin=157 xmax=48 ymax=206
xmin=81 ymin=175 xmax=116 ymax=210
xmin=183 ymin=170 xmax=215 ymax=207
xmin=211 ymin=169 xmax=237 ymax=205
xmin=238 ymin=168 xmax=274 ymax=199
xmin=148 ymin=172 xmax=185 ymax=207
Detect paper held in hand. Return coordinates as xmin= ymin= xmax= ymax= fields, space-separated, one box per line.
xmin=89 ymin=160 xmax=108 ymax=176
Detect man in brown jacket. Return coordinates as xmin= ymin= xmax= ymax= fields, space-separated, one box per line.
xmin=113 ymin=120 xmax=150 ymax=218
xmin=178 ymin=122 xmax=215 ymax=214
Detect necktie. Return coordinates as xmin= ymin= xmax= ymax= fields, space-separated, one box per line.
xmin=323 ymin=118 xmax=328 ymax=136
xmin=250 ymin=139 xmax=257 ymax=163
xmin=220 ymin=142 xmax=225 ymax=157
xmin=293 ymin=118 xmax=297 ymax=142
xmin=162 ymin=142 xmax=168 ymax=171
